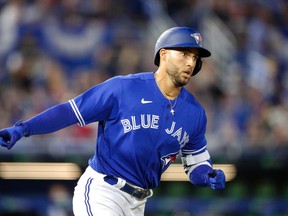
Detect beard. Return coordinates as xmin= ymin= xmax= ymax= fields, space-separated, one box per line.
xmin=166 ymin=62 xmax=192 ymax=87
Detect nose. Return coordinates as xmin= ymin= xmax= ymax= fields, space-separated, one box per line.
xmin=187 ymin=56 xmax=197 ymax=68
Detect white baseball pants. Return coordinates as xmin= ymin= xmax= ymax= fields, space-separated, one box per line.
xmin=72 ymin=166 xmax=149 ymax=216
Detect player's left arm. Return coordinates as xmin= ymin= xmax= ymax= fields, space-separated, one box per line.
xmin=181 ymin=107 xmax=225 ymax=190
xmin=183 ymin=159 xmax=225 ymax=190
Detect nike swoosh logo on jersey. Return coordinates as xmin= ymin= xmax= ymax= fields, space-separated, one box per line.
xmin=141 ymin=98 xmax=153 ymax=104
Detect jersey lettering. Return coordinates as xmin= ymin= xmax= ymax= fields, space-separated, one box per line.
xmin=121 ymin=114 xmax=159 ymax=133
xmin=121 ymin=119 xmax=132 ymax=133
xmin=179 ymin=131 xmax=189 ymax=148
xmin=165 ymin=121 xmax=190 ymax=147
xmin=131 ymin=116 xmax=141 ymax=130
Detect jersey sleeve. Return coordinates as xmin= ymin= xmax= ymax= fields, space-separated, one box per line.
xmin=181 ymin=107 xmax=211 ymax=169
xmin=69 ymin=77 xmax=121 ymax=126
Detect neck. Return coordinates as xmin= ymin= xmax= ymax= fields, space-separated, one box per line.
xmin=154 ymin=71 xmax=181 ymax=100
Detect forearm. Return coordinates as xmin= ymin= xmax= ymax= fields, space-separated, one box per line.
xmin=188 ymin=161 xmax=226 ymax=190
xmin=188 ymin=161 xmax=213 ymax=186
xmin=24 ymin=102 xmax=78 ymax=136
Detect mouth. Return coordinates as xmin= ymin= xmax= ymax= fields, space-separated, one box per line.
xmin=183 ymin=70 xmax=192 ymax=77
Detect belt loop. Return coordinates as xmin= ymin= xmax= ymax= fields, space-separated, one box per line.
xmin=114 ymin=177 xmax=126 ymax=189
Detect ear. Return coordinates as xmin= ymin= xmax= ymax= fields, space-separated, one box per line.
xmin=159 ymin=49 xmax=167 ymax=65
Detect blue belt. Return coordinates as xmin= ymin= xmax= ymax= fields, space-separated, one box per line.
xmin=104 ymin=175 xmax=152 ymax=200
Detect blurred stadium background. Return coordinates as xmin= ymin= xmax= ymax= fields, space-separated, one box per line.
xmin=1 ymin=0 xmax=288 ymax=215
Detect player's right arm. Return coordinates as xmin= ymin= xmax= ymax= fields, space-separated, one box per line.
xmin=0 ymin=102 xmax=78 ymax=149
xmin=0 ymin=76 xmax=121 ymax=150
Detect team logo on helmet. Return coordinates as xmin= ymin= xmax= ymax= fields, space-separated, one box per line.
xmin=191 ymin=33 xmax=202 ymax=46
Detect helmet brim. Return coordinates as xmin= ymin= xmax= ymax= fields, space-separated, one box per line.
xmin=198 ymin=47 xmax=211 ymax=58
xmin=154 ymin=46 xmax=211 ymax=66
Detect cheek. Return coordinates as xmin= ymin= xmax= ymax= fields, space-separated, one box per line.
xmin=168 ymin=53 xmax=184 ymax=65
xmin=166 ymin=59 xmax=181 ymax=74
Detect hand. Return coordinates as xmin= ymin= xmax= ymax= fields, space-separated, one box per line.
xmin=205 ymin=169 xmax=226 ymax=190
xmin=0 ymin=122 xmax=26 ymax=150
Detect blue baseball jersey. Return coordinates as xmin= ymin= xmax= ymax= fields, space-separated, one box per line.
xmin=69 ymin=72 xmax=210 ymax=189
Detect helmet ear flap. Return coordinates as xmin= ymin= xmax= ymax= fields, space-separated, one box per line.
xmin=192 ymin=58 xmax=202 ymax=76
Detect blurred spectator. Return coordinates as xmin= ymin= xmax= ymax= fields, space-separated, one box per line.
xmin=47 ymin=184 xmax=73 ymax=216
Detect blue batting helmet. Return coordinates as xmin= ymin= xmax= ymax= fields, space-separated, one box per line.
xmin=154 ymin=27 xmax=211 ymax=75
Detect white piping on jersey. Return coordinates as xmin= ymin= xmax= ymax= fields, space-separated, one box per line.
xmin=181 ymin=150 xmax=210 ymax=166
xmin=69 ymin=99 xmax=85 ymax=126
xmin=181 ymin=145 xmax=206 ymax=155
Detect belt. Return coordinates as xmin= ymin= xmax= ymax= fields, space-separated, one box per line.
xmin=104 ymin=175 xmax=152 ymax=200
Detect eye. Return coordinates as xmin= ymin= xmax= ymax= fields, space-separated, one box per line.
xmin=181 ymin=51 xmax=189 ymax=56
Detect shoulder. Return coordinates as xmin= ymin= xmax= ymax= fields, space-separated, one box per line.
xmin=104 ymin=72 xmax=154 ymax=82
xmin=181 ymin=88 xmax=206 ymax=114
xmin=115 ymin=72 xmax=155 ymax=81
xmin=106 ymin=72 xmax=154 ymax=88
xmin=92 ymin=72 xmax=154 ymax=92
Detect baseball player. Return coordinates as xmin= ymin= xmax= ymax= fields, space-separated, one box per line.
xmin=0 ymin=27 xmax=225 ymax=216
